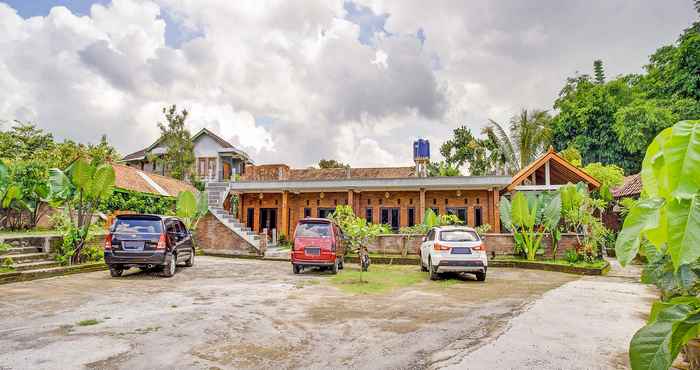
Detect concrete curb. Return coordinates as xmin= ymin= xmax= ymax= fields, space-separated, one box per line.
xmin=0 ymin=262 xmax=109 ymax=285
xmin=489 ymin=259 xmax=610 ymax=276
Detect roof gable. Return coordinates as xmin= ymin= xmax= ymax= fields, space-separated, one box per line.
xmin=506 ymin=147 xmax=601 ymax=191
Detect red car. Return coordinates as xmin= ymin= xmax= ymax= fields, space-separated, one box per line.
xmin=291 ymin=218 xmax=345 ymax=274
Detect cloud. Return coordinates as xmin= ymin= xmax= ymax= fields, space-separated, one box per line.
xmin=0 ymin=0 xmax=696 ymax=171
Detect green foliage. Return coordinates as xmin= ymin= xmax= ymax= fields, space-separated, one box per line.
xmin=593 ymin=59 xmax=605 ymax=84
xmin=439 ymin=126 xmax=499 ymax=175
xmin=508 ymin=192 xmax=546 ymax=261
xmin=427 ymin=161 xmax=461 ymax=177
xmin=474 ymin=223 xmax=491 ymax=235
xmin=564 ymin=249 xmax=579 ymax=264
xmin=560 ymin=183 xmax=607 ymax=260
xmin=99 ymin=189 xmax=175 ymax=215
xmin=583 ymin=162 xmax=625 ymax=201
xmin=175 ymin=190 xmax=207 ymax=230
xmin=156 ymin=105 xmax=195 ymax=180
xmin=615 ymin=120 xmax=700 ymax=370
xmin=318 ymin=159 xmax=348 ymax=169
xmin=0 ymin=242 xmax=10 ymax=253
xmin=559 ymin=145 xmax=582 ymax=167
xmin=330 ymin=205 xmax=389 ymax=254
xmin=49 ymin=158 xmax=115 ymax=265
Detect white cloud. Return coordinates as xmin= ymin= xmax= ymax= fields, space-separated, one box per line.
xmin=0 ymin=0 xmax=695 ymax=171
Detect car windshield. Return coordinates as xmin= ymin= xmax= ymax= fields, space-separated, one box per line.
xmin=295 ymin=222 xmax=331 ymax=238
xmin=439 ymin=230 xmax=479 ymax=242
xmin=113 ymin=218 xmax=163 ymax=234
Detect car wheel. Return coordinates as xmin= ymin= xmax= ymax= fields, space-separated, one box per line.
xmin=292 ymin=263 xmax=301 ymax=274
xmin=428 ymin=257 xmax=439 ymax=281
xmin=185 ymin=249 xmax=195 ymax=267
xmin=475 ymin=272 xmax=486 ymax=282
xmin=420 ymin=254 xmax=428 ymax=272
xmin=109 ymin=266 xmax=123 ymax=277
xmin=162 ymin=254 xmax=176 ymax=277
xmin=331 ymin=260 xmax=339 ymax=275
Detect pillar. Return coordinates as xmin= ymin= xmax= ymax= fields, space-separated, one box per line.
xmin=237 ymin=193 xmax=244 ymax=221
xmin=492 ymin=188 xmax=501 ymax=232
xmin=348 ymin=190 xmax=355 ymax=215
xmin=281 ymin=191 xmax=289 ymax=238
xmin=419 ymin=188 xmax=426 ymax=223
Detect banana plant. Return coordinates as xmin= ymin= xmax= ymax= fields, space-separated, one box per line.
xmin=49 ymin=158 xmax=115 ymax=265
xmin=614 ymin=120 xmax=700 ymax=370
xmin=509 ymin=192 xmax=545 ymax=261
xmin=176 ymin=190 xmax=208 ymax=230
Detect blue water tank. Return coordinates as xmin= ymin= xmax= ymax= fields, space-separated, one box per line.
xmin=413 ymin=139 xmax=430 ymax=160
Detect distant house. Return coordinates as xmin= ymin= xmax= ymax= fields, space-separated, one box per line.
xmin=612 ymin=173 xmax=642 ymax=200
xmin=121 ymin=128 xmax=253 ymax=182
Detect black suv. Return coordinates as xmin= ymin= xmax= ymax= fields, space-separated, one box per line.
xmin=104 ymin=214 xmax=195 ymax=278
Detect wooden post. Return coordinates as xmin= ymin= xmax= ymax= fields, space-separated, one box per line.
xmin=419 ymin=188 xmax=426 ymax=223
xmin=348 ymin=190 xmax=355 ymax=215
xmin=545 ymin=161 xmax=551 ymax=186
xmin=281 ymin=191 xmax=289 ymax=238
xmin=492 ymin=188 xmax=501 ymax=232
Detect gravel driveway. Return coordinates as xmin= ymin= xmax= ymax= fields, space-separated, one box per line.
xmin=0 ymin=256 xmax=654 ymax=369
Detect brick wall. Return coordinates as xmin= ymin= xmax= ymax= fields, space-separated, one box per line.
xmin=483 ymin=233 xmax=582 ymax=258
xmin=242 ymin=164 xmax=289 ymax=181
xmin=194 ymin=212 xmax=259 ymax=256
xmin=366 ymin=234 xmax=423 ymax=255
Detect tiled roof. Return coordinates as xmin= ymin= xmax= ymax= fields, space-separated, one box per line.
xmin=122 ymin=148 xmax=147 ymax=161
xmin=112 ymin=163 xmax=197 ymax=197
xmin=287 ymin=167 xmax=416 ymax=181
xmin=612 ymin=173 xmax=642 ymax=198
xmin=121 ymin=128 xmax=250 ymax=162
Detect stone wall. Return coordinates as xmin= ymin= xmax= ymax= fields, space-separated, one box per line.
xmin=366 ymin=232 xmax=582 ymax=258
xmin=195 ymin=212 xmax=259 ymax=256
xmin=0 ymin=233 xmax=104 ymax=253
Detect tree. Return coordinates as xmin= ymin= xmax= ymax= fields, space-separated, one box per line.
xmin=486 ymin=108 xmax=553 ymax=172
xmin=582 ymin=162 xmax=625 ymax=201
xmin=0 ymin=122 xmax=55 ymax=161
xmin=439 ymin=126 xmax=494 ymax=175
xmin=318 ymin=159 xmax=348 ymax=169
xmin=559 ymin=145 xmax=583 ymax=167
xmin=156 ymin=105 xmax=195 ymax=180
xmin=427 ymin=161 xmax=461 ymax=176
xmin=593 ymin=59 xmax=605 ymax=84
xmin=48 ymin=158 xmax=116 ymax=265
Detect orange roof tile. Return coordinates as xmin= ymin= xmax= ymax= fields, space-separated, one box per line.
xmin=111 ymin=163 xmax=196 ymax=197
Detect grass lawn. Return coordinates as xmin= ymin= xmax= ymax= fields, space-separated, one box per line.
xmin=330 ymin=264 xmax=425 ymax=294
xmin=0 ymin=229 xmax=60 ymax=237
xmin=492 ymin=255 xmax=608 ymax=269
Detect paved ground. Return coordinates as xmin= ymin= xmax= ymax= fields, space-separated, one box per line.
xmin=0 ymin=257 xmax=655 ymax=370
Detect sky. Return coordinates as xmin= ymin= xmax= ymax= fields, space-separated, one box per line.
xmin=0 ymin=0 xmax=697 ymax=169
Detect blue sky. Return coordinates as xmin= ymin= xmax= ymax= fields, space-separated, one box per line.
xmin=4 ymin=0 xmax=108 ymax=17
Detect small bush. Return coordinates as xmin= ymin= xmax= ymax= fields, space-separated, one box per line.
xmin=565 ymin=249 xmax=579 ymax=264
xmin=77 ymin=319 xmax=100 ymax=326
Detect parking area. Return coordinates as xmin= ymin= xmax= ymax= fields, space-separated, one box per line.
xmin=0 ymin=256 xmax=654 ymax=370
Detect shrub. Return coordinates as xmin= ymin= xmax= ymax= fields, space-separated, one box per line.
xmin=564 ymin=249 xmax=579 ymax=264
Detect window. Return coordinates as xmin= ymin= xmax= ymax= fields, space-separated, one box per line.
xmin=206 ymin=158 xmax=216 ymax=178
xmin=198 ymin=158 xmax=207 ymax=177
xmin=446 ymin=207 xmax=468 ymax=224
xmin=113 ymin=218 xmax=162 ymax=234
xmin=407 ymin=208 xmax=415 ymax=227
xmin=365 ymin=208 xmax=373 ymax=223
xmin=431 ymin=207 xmax=439 ymax=215
xmin=380 ymin=208 xmax=400 ymax=231
xmin=318 ymin=208 xmax=335 ymax=219
xmin=475 ymin=207 xmax=483 ymax=227
xmin=303 ymin=208 xmax=311 ymax=218
xmin=439 ymin=229 xmax=479 ymax=242
xmin=295 ymin=222 xmax=331 ymax=238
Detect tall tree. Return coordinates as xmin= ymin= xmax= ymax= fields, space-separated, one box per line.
xmin=318 ymin=159 xmax=348 ymax=169
xmin=0 ymin=122 xmax=54 ymax=161
xmin=156 ymin=105 xmax=195 ymax=180
xmin=593 ymin=59 xmax=605 ymax=84
xmin=439 ymin=126 xmax=494 ymax=175
xmin=486 ymin=108 xmax=553 ymax=173
xmin=427 ymin=161 xmax=461 ymax=177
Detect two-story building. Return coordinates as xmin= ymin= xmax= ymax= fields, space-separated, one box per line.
xmin=122 ymin=128 xmax=253 ymax=181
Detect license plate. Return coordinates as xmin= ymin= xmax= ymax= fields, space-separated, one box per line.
xmin=305 ymin=247 xmax=320 ymax=256
xmin=123 ymin=241 xmax=145 ymax=250
xmin=451 ymin=247 xmax=471 ymax=255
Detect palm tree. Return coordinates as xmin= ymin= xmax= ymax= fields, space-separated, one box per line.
xmin=483 ymin=108 xmax=552 ymax=174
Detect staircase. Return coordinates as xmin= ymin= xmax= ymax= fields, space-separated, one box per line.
xmin=205 ymin=181 xmax=261 ymax=250
xmin=0 ymin=239 xmax=61 ymax=274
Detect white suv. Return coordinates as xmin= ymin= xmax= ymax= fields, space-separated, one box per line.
xmin=419 ymin=226 xmax=487 ymax=281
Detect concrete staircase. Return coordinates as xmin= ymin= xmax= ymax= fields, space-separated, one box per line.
xmin=263 ymin=245 xmax=290 ymax=260
xmin=205 ymin=181 xmax=261 ymax=250
xmin=0 ymin=240 xmax=61 ymax=274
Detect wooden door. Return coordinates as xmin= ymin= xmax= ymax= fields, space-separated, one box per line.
xmin=223 ymin=161 xmax=231 ymax=181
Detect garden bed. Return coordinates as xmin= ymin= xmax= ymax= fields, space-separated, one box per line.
xmin=0 ymin=262 xmax=108 ymax=285
xmin=489 ymin=256 xmax=609 ymax=275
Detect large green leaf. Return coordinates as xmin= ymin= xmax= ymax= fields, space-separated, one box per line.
xmin=48 ymin=168 xmax=74 ymax=202
xmin=630 ymin=303 xmax=696 ymax=370
xmin=177 ymin=191 xmax=197 ymax=219
xmin=424 ymin=208 xmax=439 ymax=228
xmin=88 ymin=164 xmax=115 ymax=200
xmin=511 ymin=192 xmax=529 ymax=228
xmin=666 ymin=195 xmax=700 ymax=270
xmin=499 ymin=197 xmax=512 ymax=231
xmin=70 ymin=159 xmax=94 ymax=193
xmin=615 ymin=198 xmax=665 ymax=266
xmin=196 ymin=191 xmax=208 ymax=217
xmin=0 ymin=161 xmax=9 ymax=184
xmin=2 ymin=184 xmax=22 ymax=208
xmin=542 ymin=194 xmax=562 ymax=230
xmin=641 ymin=127 xmax=672 ymax=199
xmin=664 ymin=121 xmax=700 ymax=199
